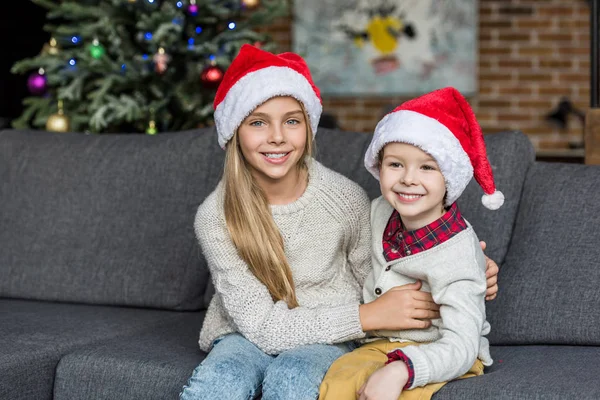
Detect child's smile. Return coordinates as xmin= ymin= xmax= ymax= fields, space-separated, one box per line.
xmin=395 ymin=192 xmax=425 ymax=203
xmin=379 ymin=142 xmax=447 ymax=231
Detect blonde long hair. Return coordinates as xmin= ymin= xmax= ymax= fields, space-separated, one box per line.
xmin=223 ymin=102 xmax=314 ymax=308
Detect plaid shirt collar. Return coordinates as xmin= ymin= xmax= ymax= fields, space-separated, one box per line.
xmin=382 ymin=202 xmax=467 ymax=262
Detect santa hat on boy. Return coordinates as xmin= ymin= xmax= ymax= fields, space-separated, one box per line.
xmin=364 ymin=87 xmax=504 ymax=210
xmin=213 ymin=44 xmax=322 ymax=149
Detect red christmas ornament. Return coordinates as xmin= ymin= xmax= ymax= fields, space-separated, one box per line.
xmin=201 ymin=64 xmax=224 ymax=88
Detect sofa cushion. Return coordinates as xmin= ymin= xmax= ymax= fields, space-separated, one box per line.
xmin=0 ymin=129 xmax=219 ymax=310
xmin=0 ymin=299 xmax=195 ymax=400
xmin=456 ymin=131 xmax=535 ymax=266
xmin=315 ymin=129 xmax=535 ymax=266
xmin=435 ymin=345 xmax=600 ymax=399
xmin=53 ymin=313 xmax=205 ymax=400
xmin=486 ymin=162 xmax=600 ymax=345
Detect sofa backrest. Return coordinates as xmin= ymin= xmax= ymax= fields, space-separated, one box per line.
xmin=315 ymin=128 xmax=536 ymax=266
xmin=0 ymin=128 xmax=221 ymax=310
xmin=486 ymin=161 xmax=600 ymax=345
xmin=0 ymin=127 xmax=537 ymax=315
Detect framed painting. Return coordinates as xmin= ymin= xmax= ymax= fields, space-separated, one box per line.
xmin=292 ymin=0 xmax=478 ymax=96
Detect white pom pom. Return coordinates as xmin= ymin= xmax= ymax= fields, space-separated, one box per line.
xmin=482 ymin=190 xmax=505 ymax=210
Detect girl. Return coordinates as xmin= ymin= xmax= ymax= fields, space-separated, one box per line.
xmin=179 ymin=44 xmax=498 ymax=400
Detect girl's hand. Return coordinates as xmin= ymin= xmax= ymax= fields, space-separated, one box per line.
xmin=357 ymin=361 xmax=408 ymax=400
xmin=359 ymin=281 xmax=440 ymax=332
xmin=480 ymin=241 xmax=499 ymax=300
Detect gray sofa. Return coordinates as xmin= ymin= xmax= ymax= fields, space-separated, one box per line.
xmin=1 ymin=127 xmax=599 ymax=400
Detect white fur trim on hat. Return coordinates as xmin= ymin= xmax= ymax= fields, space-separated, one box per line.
xmin=482 ymin=190 xmax=505 ymax=210
xmin=214 ymin=66 xmax=322 ymax=149
xmin=364 ymin=110 xmax=473 ymax=206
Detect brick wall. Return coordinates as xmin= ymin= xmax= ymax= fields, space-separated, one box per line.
xmin=258 ymin=0 xmax=592 ymax=153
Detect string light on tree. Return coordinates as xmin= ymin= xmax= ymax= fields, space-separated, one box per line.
xmin=89 ymin=38 xmax=106 ymax=59
xmin=46 ymin=100 xmax=71 ymax=132
xmin=27 ymin=68 xmax=47 ymax=95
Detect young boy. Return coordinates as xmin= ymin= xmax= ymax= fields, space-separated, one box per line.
xmin=319 ymin=87 xmax=504 ymax=400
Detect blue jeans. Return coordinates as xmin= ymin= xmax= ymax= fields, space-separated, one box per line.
xmin=180 ymin=333 xmax=355 ymax=400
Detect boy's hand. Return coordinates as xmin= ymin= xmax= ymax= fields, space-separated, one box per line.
xmin=357 ymin=361 xmax=408 ymax=400
xmin=480 ymin=241 xmax=499 ymax=300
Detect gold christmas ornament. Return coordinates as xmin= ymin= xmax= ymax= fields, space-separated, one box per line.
xmin=242 ymin=0 xmax=260 ymax=9
xmin=46 ymin=100 xmax=70 ymax=132
xmin=41 ymin=37 xmax=59 ymax=55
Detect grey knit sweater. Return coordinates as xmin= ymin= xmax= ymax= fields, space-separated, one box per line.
xmin=194 ymin=160 xmax=372 ymax=355
xmin=363 ymin=196 xmax=493 ymax=389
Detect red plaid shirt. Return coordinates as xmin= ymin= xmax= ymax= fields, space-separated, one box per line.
xmin=386 ymin=349 xmax=416 ymax=389
xmin=382 ymin=202 xmax=467 ymax=262
xmin=382 ymin=202 xmax=468 ymax=389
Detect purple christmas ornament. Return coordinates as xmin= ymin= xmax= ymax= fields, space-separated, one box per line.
xmin=27 ymin=71 xmax=47 ymax=95
xmin=188 ymin=0 xmax=198 ymax=15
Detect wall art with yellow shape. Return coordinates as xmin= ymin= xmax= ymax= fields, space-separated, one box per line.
xmin=292 ymin=0 xmax=478 ymax=96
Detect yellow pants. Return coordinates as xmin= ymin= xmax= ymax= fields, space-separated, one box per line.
xmin=319 ymin=340 xmax=484 ymax=400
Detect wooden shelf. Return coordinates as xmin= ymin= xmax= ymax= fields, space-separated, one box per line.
xmin=536 ymin=148 xmax=585 ymax=163
xmin=536 ymin=148 xmax=585 ymax=158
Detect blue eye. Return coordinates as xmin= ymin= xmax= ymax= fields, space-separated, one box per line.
xmin=286 ymin=119 xmax=300 ymax=125
xmin=249 ymin=120 xmax=264 ymax=127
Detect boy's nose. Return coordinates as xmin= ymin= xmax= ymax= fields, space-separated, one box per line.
xmin=401 ymin=169 xmax=417 ymax=185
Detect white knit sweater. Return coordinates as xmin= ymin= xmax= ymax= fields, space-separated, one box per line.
xmin=194 ymin=160 xmax=372 ymax=355
xmin=363 ymin=196 xmax=493 ymax=389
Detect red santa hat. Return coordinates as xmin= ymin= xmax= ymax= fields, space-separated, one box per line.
xmin=364 ymin=87 xmax=504 ymax=210
xmin=213 ymin=44 xmax=322 ymax=149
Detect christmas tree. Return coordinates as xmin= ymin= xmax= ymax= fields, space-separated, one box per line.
xmin=11 ymin=0 xmax=288 ymax=134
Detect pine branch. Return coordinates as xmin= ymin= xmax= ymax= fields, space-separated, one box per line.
xmin=58 ymin=75 xmax=87 ymax=101
xmin=47 ymin=2 xmax=105 ymax=20
xmin=29 ymin=0 xmax=58 ymax=11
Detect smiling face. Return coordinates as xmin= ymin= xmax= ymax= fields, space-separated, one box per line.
xmin=237 ymin=96 xmax=309 ymax=193
xmin=379 ymin=142 xmax=447 ymax=231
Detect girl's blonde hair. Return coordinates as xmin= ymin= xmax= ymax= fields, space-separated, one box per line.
xmin=223 ymin=101 xmax=314 ymax=308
